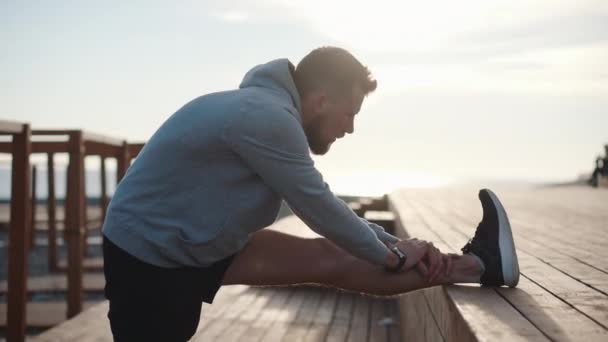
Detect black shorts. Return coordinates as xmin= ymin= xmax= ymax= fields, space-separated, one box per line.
xmin=103 ymin=235 xmax=236 ymax=342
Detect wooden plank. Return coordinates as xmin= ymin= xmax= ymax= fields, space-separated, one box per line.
xmin=32 ymin=141 xmax=70 ymax=154
xmin=199 ymin=285 xmax=252 ymax=320
xmin=443 ymin=188 xmax=608 ymax=268
xmin=0 ymin=273 xmax=105 ymax=294
xmin=303 ymin=288 xmax=338 ymax=342
xmin=434 ymin=193 xmax=608 ymax=295
xmin=386 ymin=299 xmax=402 ymax=342
xmin=345 ymin=295 xmax=370 ymax=342
xmin=260 ymin=287 xmax=309 ymax=342
xmin=193 ymin=287 xmax=276 ymax=341
xmin=65 ymin=131 xmax=85 ymax=317
xmin=6 ymin=123 xmax=32 ymax=342
xmin=368 ymin=297 xmax=402 ymax=342
xmin=397 ymin=289 xmax=446 ymax=342
xmin=241 ymin=287 xmax=292 ymax=342
xmin=31 ymin=212 xmax=407 ymax=341
xmin=368 ymin=298 xmax=388 ymax=342
xmin=128 ymin=142 xmax=146 ymax=158
xmin=389 ymin=190 xmax=550 ymax=342
xmin=211 ymin=287 xmax=270 ymax=342
xmin=83 ymin=141 xmax=121 ymax=157
xmin=100 ymin=156 xmax=108 ymax=222
xmin=409 ymin=189 xmax=608 ymax=341
xmin=280 ymin=288 xmax=322 ymax=341
xmin=58 ymin=257 xmax=104 ymax=271
xmin=326 ymin=292 xmax=354 ymax=342
xmin=0 ymin=301 xmax=100 ymax=328
xmin=30 ymin=165 xmax=37 ymax=251
xmin=364 ymin=211 xmax=396 ymax=234
xmin=31 ymin=302 xmax=111 ymax=342
xmin=407 ymin=194 xmax=550 ymax=342
xmin=0 ymin=141 xmax=12 ymax=153
xmin=516 ymin=238 xmax=608 ymax=294
xmin=116 ymin=141 xmax=130 ymax=182
xmin=424 ymin=190 xmax=608 ymax=329
xmin=359 ymin=197 xmax=388 ymax=212
xmin=47 ymin=152 xmax=59 ymax=272
xmin=31 ymin=129 xmax=75 ymax=135
xmin=81 ymin=131 xmax=124 ymax=146
xmin=194 ymin=285 xmax=251 ymax=336
xmin=499 ymin=276 xmax=608 ymax=342
xmin=0 ymin=119 xmax=27 ymax=133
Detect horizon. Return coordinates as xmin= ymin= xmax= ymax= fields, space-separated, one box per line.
xmin=0 ymin=165 xmax=583 ymax=199
xmin=2 ymin=1 xmax=607 ymax=195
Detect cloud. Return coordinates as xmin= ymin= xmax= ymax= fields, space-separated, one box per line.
xmin=244 ymin=0 xmax=608 ymax=95
xmin=212 ymin=11 xmax=251 ymax=23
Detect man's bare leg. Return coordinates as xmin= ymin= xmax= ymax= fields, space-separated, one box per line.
xmin=222 ymin=229 xmax=482 ymax=296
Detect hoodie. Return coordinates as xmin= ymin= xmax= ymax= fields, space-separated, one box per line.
xmin=102 ymin=59 xmax=398 ymax=267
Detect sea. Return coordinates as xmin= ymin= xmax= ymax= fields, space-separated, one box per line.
xmin=0 ymin=166 xmax=117 ymax=202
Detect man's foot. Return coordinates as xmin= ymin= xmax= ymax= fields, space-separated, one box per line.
xmin=461 ymin=189 xmax=520 ymax=287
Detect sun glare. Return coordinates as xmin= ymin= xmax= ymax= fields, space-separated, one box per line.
xmin=327 ymin=172 xmax=451 ymax=197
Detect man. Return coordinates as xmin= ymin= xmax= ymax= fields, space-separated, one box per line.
xmin=589 ymin=144 xmax=608 ymax=187
xmin=102 ymin=47 xmax=519 ymax=341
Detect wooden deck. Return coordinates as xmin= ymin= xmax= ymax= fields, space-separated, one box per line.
xmin=31 ymin=186 xmax=608 ymax=341
xmin=32 ymin=286 xmax=400 ymax=342
xmin=390 ymin=186 xmax=608 ymax=341
xmin=32 ymin=215 xmax=402 ymax=342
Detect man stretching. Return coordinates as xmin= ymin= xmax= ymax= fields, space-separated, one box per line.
xmin=102 ymin=47 xmax=520 ymax=341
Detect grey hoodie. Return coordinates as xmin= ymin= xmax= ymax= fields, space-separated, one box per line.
xmin=102 ymin=59 xmax=398 ymax=267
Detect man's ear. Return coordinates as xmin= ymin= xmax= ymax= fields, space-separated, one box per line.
xmin=313 ymin=92 xmax=329 ymax=113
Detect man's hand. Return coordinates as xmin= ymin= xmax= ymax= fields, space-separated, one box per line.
xmin=387 ymin=238 xmax=432 ymax=276
xmin=387 ymin=238 xmax=455 ymax=283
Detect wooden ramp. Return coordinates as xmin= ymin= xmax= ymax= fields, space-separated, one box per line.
xmin=33 ymin=216 xmax=402 ymax=342
xmin=390 ymin=186 xmax=608 ymax=341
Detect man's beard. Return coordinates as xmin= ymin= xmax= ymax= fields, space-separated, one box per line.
xmin=304 ymin=117 xmax=331 ymax=155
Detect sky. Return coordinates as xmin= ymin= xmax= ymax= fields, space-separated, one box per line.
xmin=2 ymin=0 xmax=607 ymax=196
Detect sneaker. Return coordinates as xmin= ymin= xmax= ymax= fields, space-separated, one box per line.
xmin=461 ymin=189 xmax=520 ymax=287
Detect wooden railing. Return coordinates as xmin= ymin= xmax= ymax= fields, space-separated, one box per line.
xmin=0 ymin=121 xmax=145 ymax=342
xmin=0 ymin=120 xmax=32 ymax=342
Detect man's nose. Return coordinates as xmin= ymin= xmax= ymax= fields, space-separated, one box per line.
xmin=346 ymin=119 xmax=354 ymax=134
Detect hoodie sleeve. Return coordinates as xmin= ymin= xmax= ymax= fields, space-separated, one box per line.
xmin=360 ymin=218 xmax=400 ymax=244
xmin=223 ymin=104 xmax=391 ymax=265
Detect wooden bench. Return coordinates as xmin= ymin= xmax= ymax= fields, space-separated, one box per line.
xmin=389 ymin=187 xmax=608 ymax=341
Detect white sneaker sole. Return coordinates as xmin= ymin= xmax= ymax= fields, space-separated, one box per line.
xmin=486 ymin=189 xmax=520 ymax=287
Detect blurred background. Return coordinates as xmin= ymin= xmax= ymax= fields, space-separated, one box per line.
xmin=2 ymin=0 xmax=607 ymax=196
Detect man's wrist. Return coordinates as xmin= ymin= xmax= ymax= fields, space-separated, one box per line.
xmin=385 ymin=246 xmax=407 ymax=272
xmin=384 ymin=248 xmax=400 ymax=269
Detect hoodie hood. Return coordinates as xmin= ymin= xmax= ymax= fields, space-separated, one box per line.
xmin=239 ymin=59 xmax=302 ymax=116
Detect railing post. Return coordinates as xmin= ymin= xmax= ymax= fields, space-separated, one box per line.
xmin=116 ymin=140 xmax=130 ymax=183
xmin=65 ymin=131 xmax=84 ymax=317
xmin=82 ymin=155 xmax=89 ymax=257
xmin=47 ymin=152 xmax=58 ymax=272
xmin=29 ymin=165 xmax=37 ymax=251
xmin=100 ymin=156 xmax=108 ymax=222
xmin=7 ymin=124 xmax=32 ymax=342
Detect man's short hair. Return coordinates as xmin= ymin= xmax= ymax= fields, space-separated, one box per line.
xmin=294 ymin=46 xmax=377 ymax=99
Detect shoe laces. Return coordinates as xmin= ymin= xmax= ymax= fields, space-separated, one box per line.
xmin=461 ymin=221 xmax=486 ymax=254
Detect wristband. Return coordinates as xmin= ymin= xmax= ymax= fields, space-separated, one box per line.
xmin=385 ymin=246 xmax=407 ymax=273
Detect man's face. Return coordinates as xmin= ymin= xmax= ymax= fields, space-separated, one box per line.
xmin=304 ymin=86 xmax=365 ymax=155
